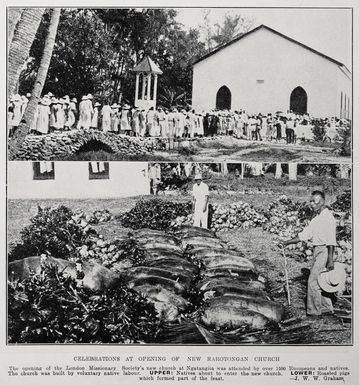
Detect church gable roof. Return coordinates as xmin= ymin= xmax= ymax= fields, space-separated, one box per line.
xmin=132 ymin=56 xmax=163 ymax=74
xmin=194 ymin=24 xmax=349 ymax=72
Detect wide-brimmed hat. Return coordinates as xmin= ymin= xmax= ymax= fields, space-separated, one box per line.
xmin=51 ymin=98 xmax=59 ymax=104
xmin=47 ymin=92 xmax=54 ymax=97
xmin=40 ymin=97 xmax=51 ymax=106
xmin=87 ymin=93 xmax=93 ymax=99
xmin=111 ymin=103 xmax=119 ymax=108
xmin=318 ymin=263 xmax=346 ymax=293
xmin=122 ymin=104 xmax=130 ymax=109
xmin=71 ymin=98 xmax=78 ymax=103
xmin=194 ymin=174 xmax=202 ymax=180
xmin=94 ymin=102 xmax=101 ymax=107
xmin=82 ymin=95 xmax=88 ymax=100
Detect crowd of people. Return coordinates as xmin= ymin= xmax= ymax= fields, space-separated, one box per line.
xmin=8 ymin=92 xmax=349 ymax=144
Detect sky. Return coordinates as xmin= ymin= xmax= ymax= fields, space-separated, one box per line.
xmin=175 ymin=8 xmax=352 ymax=70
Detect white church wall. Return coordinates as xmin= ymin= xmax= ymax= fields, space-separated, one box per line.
xmin=337 ymin=68 xmax=352 ymax=119
xmin=192 ymin=27 xmax=351 ymax=118
xmin=8 ymin=162 xmax=150 ymax=199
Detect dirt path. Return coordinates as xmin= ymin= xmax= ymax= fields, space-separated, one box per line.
xmin=154 ymin=137 xmax=350 ymax=163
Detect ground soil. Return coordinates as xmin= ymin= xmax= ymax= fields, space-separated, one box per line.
xmin=63 ymin=136 xmax=350 ymax=163
xmin=7 ymin=176 xmax=351 ymax=345
xmin=154 ymin=137 xmax=350 ymax=163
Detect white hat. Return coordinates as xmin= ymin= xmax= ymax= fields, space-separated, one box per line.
xmin=194 ymin=174 xmax=202 ymax=180
xmin=122 ymin=104 xmax=130 ymax=109
xmin=318 ymin=262 xmax=346 ymax=293
xmin=40 ymin=97 xmax=51 ymax=106
xmin=87 ymin=93 xmax=93 ymax=99
xmin=94 ymin=102 xmax=101 ymax=107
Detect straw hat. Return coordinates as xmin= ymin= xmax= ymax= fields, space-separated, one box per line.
xmin=71 ymin=98 xmax=78 ymax=103
xmin=111 ymin=103 xmax=119 ymax=109
xmin=94 ymin=102 xmax=101 ymax=107
xmin=194 ymin=174 xmax=202 ymax=180
xmin=122 ymin=104 xmax=130 ymax=109
xmin=87 ymin=93 xmax=93 ymax=100
xmin=51 ymin=98 xmax=59 ymax=104
xmin=318 ymin=263 xmax=346 ymax=293
xmin=82 ymin=95 xmax=88 ymax=101
xmin=47 ymin=92 xmax=54 ymax=97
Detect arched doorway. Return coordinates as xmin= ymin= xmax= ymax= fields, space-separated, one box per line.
xmin=216 ymin=86 xmax=231 ymax=110
xmin=290 ymin=87 xmax=307 ymax=114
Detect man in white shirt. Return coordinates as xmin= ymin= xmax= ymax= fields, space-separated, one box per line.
xmin=192 ymin=174 xmax=209 ymax=228
xmin=282 ymin=191 xmax=336 ymax=318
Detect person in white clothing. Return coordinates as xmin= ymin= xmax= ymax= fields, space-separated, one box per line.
xmin=192 ymin=174 xmax=209 ymax=228
xmin=282 ymin=191 xmax=336 ymax=318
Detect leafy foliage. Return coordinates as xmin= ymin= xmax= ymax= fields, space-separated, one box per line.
xmin=8 ymin=262 xmax=159 ymax=343
xmin=19 ymin=9 xmax=206 ymax=105
xmin=119 ymin=198 xmax=193 ymax=231
xmin=9 ymin=205 xmax=91 ymax=262
xmin=330 ymin=190 xmax=351 ymax=213
xmin=337 ymin=122 xmax=351 ymax=156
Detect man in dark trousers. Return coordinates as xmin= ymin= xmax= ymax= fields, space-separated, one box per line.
xmin=281 ymin=191 xmax=336 ymax=318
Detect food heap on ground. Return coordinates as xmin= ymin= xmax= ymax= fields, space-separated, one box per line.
xmin=8 ymin=190 xmax=352 ymax=342
xmin=172 ymin=202 xmax=267 ymax=231
xmin=119 ymin=199 xmax=192 ymax=231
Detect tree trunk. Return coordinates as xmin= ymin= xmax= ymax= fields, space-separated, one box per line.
xmin=275 ymin=163 xmax=283 ymax=179
xmin=9 ymin=8 xmax=60 ymax=160
xmin=288 ymin=163 xmax=297 ymax=181
xmin=8 ymin=8 xmax=24 ymax=46
xmin=8 ymin=8 xmax=45 ymax=97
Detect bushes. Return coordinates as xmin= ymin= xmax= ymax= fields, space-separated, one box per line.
xmin=119 ymin=199 xmax=193 ymax=231
xmin=9 ymin=206 xmax=92 ymax=262
xmin=8 ymin=262 xmax=159 ymax=343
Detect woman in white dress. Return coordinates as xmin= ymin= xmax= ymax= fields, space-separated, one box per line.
xmin=120 ymin=104 xmax=131 ymax=135
xmin=56 ymin=99 xmax=65 ymax=130
xmin=196 ymin=113 xmax=204 ymax=137
xmin=11 ymin=94 xmax=22 ymax=127
xmin=131 ymin=107 xmax=140 ymax=136
xmin=101 ymin=103 xmax=112 ymax=132
xmin=111 ymin=104 xmax=120 ymax=133
xmin=36 ymin=97 xmax=51 ymax=134
xmin=65 ymin=98 xmax=77 ymax=130
xmin=91 ymin=102 xmax=101 ymax=129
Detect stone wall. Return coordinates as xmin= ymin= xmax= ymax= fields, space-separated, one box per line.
xmin=14 ymin=130 xmax=168 ymax=160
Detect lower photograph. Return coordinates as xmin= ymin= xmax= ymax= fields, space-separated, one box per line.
xmin=7 ymin=161 xmax=352 ymax=345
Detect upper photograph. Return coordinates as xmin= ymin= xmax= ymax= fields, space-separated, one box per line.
xmin=7 ymin=8 xmax=352 ymax=162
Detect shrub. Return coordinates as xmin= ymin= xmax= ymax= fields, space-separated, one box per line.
xmin=9 ymin=206 xmax=91 ymax=262
xmin=8 ymin=262 xmax=159 ymax=343
xmin=119 ymin=199 xmax=193 ymax=231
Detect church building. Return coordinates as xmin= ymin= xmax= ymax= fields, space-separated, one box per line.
xmin=192 ymin=25 xmax=351 ymax=119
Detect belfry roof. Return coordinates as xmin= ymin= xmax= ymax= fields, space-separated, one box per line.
xmin=132 ymin=56 xmax=163 ymax=74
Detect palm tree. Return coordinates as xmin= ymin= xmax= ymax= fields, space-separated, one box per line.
xmin=8 ymin=8 xmax=24 ymax=46
xmin=8 ymin=8 xmax=45 ymax=97
xmin=9 ymin=8 xmax=61 ymax=160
